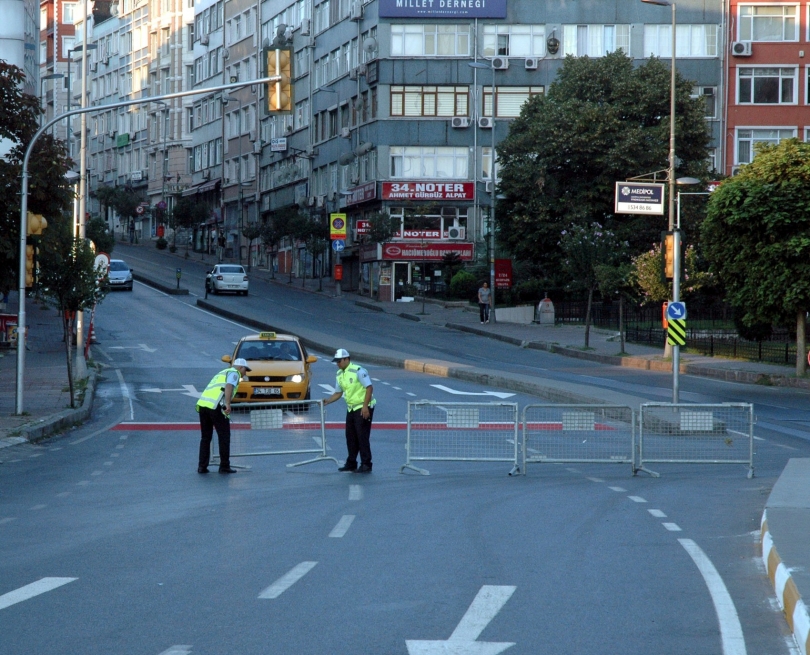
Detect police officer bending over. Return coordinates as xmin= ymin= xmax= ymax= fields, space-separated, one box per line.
xmin=196 ymin=357 xmax=251 ymax=474
xmin=324 ymin=349 xmax=375 ymax=473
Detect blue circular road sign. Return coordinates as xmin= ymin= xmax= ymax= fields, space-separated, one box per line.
xmin=332 ymin=239 xmax=345 ymax=252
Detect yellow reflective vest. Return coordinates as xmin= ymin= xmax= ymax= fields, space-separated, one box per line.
xmin=196 ymin=367 xmax=239 ymax=411
xmin=337 ymin=363 xmax=375 ymax=411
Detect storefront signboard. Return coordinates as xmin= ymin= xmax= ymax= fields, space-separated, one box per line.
xmin=379 ymin=0 xmax=507 ymax=19
xmin=346 ymin=181 xmax=377 ymax=206
xmin=382 ymin=182 xmax=474 ymax=201
xmin=382 ymin=242 xmax=474 ymax=261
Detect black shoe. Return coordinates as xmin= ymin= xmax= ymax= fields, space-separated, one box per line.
xmin=338 ymin=465 xmax=357 ymax=472
xmin=197 ymin=467 xmax=209 ymax=474
xmin=218 ymin=467 xmax=238 ymax=474
xmin=354 ymin=465 xmax=372 ymax=474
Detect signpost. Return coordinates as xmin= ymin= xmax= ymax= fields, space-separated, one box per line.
xmin=614 ymin=182 xmax=665 ymax=215
xmin=666 ymin=301 xmax=687 ymax=401
xmin=331 ymin=239 xmax=345 ymax=252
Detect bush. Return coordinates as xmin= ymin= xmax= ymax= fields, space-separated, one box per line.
xmin=513 ymin=279 xmax=545 ymax=304
xmin=449 ymin=269 xmax=478 ymax=301
xmin=168 ymin=244 xmax=177 ymax=253
xmin=155 ymin=237 xmax=168 ymax=250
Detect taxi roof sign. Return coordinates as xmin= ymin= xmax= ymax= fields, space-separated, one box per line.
xmin=258 ymin=332 xmax=277 ymax=339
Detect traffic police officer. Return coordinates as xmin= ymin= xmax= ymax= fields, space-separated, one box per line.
xmin=324 ymin=349 xmax=375 ymax=473
xmin=196 ymin=357 xmax=250 ymax=474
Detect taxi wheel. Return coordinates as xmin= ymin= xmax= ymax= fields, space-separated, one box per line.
xmin=305 ymin=388 xmax=311 ymax=400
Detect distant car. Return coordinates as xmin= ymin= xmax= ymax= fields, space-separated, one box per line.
xmin=206 ymin=264 xmax=249 ymax=295
xmin=107 ymin=259 xmax=133 ymax=291
xmin=223 ymin=331 xmax=317 ymax=403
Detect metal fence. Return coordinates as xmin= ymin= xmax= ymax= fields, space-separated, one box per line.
xmin=637 ymin=403 xmax=754 ymax=478
xmin=401 ymin=401 xmax=520 ymax=476
xmin=212 ymin=400 xmax=339 ymax=469
xmin=522 ymin=405 xmax=635 ymax=473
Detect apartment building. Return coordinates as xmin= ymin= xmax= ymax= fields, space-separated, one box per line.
xmin=38 ymin=0 xmax=77 ymax=142
xmin=725 ymin=1 xmax=810 ymax=176
xmin=1 ymin=0 xmax=39 ymax=158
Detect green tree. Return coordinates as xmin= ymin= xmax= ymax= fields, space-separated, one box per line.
xmin=169 ymin=196 xmax=209 ymax=254
xmin=496 ymin=52 xmax=710 ymax=277
xmin=260 ymin=213 xmax=288 ymax=279
xmin=241 ymin=223 xmax=263 ymax=271
xmin=38 ymin=222 xmax=107 ymax=407
xmin=701 ymin=138 xmax=810 ymax=376
xmin=86 ymin=216 xmax=115 ymax=255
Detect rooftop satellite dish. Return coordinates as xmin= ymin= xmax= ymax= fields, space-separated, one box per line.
xmin=363 ymin=37 xmax=378 ymax=56
xmin=354 ymin=142 xmax=373 ymax=156
xmin=339 ymin=152 xmax=356 ymax=166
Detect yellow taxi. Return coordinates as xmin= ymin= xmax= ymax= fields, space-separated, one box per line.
xmin=222 ymin=332 xmax=317 ymax=403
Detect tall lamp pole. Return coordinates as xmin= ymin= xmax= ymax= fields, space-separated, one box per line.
xmin=469 ymin=60 xmax=497 ymax=323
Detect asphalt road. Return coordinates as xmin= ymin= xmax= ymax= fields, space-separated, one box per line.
xmin=1 ymin=268 xmax=808 ymax=654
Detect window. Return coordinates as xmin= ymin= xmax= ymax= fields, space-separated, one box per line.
xmin=482 ymin=147 xmax=500 ymax=181
xmin=739 ymin=4 xmax=797 ymax=42
xmin=390 ymin=146 xmax=469 ymax=179
xmin=738 ymin=67 xmax=796 ymax=104
xmin=391 ymin=24 xmax=470 ymax=57
xmin=483 ymin=86 xmax=544 ymax=118
xmin=40 ymin=7 xmax=47 ymax=30
xmin=644 ymin=24 xmax=718 ymax=57
xmin=692 ymin=86 xmax=717 ymax=119
xmin=483 ymin=25 xmax=546 ymax=57
xmin=63 ymin=36 xmax=75 ymax=58
xmin=562 ymin=25 xmax=631 ymax=57
xmin=391 ymin=86 xmax=469 ymax=117
xmin=707 ymin=148 xmax=717 ymax=172
xmin=63 ymin=3 xmax=77 ymax=24
xmin=736 ymin=128 xmax=796 ymax=164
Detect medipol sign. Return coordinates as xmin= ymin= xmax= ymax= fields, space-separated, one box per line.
xmin=614 ymin=182 xmax=665 ymax=215
xmin=379 ymin=0 xmax=507 ymax=18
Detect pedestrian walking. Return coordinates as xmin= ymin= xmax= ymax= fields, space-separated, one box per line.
xmin=196 ymin=357 xmax=251 ymax=474
xmin=323 ymin=349 xmax=375 ymax=473
xmin=478 ymin=282 xmax=491 ymax=324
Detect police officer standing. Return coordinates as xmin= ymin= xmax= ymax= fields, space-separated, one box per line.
xmin=196 ymin=357 xmax=251 ymax=474
xmin=324 ymin=349 xmax=375 ymax=473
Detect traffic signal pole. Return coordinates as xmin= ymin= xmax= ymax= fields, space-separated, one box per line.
xmin=15 ymin=77 xmax=280 ymax=414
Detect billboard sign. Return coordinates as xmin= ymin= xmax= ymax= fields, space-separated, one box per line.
xmin=379 ymin=0 xmax=507 ymax=18
xmin=346 ymin=181 xmax=377 ymax=206
xmin=614 ymin=182 xmax=665 ymax=215
xmin=382 ymin=242 xmax=474 ymax=261
xmin=382 ymin=182 xmax=474 ymax=201
xmin=330 ymin=213 xmax=347 ymax=240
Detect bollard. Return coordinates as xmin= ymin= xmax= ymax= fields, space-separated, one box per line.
xmin=176 ymin=267 xmax=181 ymax=290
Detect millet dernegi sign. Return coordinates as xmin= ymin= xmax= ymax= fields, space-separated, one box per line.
xmin=379 ymin=0 xmax=507 ymax=18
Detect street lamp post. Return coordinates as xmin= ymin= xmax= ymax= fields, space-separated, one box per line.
xmin=154 ymin=100 xmax=169 ymax=236
xmin=468 ymin=60 xmax=497 ymax=323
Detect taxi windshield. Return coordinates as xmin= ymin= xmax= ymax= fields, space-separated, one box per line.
xmin=238 ymin=340 xmax=301 ymax=361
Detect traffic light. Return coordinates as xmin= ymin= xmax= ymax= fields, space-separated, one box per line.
xmin=25 ymin=245 xmax=34 ymax=288
xmin=662 ymin=231 xmax=675 ymax=279
xmin=26 ymin=212 xmax=47 ymax=236
xmin=265 ymin=48 xmax=293 ymax=114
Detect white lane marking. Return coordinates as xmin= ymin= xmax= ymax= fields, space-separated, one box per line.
xmin=663 ymin=523 xmax=682 ymax=532
xmin=0 ymin=577 xmax=78 ymax=611
xmin=110 ymin=453 xmax=120 ymax=458
xmin=349 ymin=485 xmax=363 ymax=501
xmin=628 ymin=496 xmax=647 ymax=503
xmin=773 ymin=443 xmax=799 ymax=451
xmin=430 ymin=384 xmax=515 ymax=399
xmin=91 ymin=471 xmax=103 ymax=476
xmin=406 ymin=585 xmax=516 ymax=655
xmin=116 ymin=444 xmax=125 ymax=449
xmin=407 ymin=392 xmax=417 ymax=397
xmin=0 ymin=518 xmax=17 ymax=525
xmin=157 ymin=646 xmax=192 ymax=655
xmin=753 ymin=436 xmax=766 ymax=442
xmin=565 ymin=468 xmax=580 ymax=473
xmin=120 ymin=435 xmax=128 ymax=440
xmin=77 ymin=481 xmax=89 ymax=486
xmin=678 ymin=539 xmax=747 ymax=655
xmin=28 ymin=453 xmax=43 ymax=458
xmin=393 ymin=386 xmax=402 ymax=390
xmin=30 ymin=504 xmax=46 ymax=510
xmin=258 ymin=562 xmax=318 ymax=599
xmin=104 ymin=461 xmax=113 ymax=466
xmin=329 ymin=515 xmax=356 ymax=538
xmin=382 ymin=381 xmax=391 ymax=385
xmin=371 ymin=377 xmax=380 ymax=381
xmin=319 ymin=383 xmax=337 ymax=394
xmin=56 ymin=492 xmax=71 ymax=497
xmin=609 ymin=486 xmax=627 ymax=492
xmin=140 ymin=385 xmax=200 ymax=398
xmin=649 ymin=509 xmax=667 ymax=518
xmin=586 ymin=477 xmax=603 ymax=483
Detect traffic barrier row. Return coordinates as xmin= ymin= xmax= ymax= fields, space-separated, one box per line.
xmin=401 ymin=401 xmax=754 ymax=478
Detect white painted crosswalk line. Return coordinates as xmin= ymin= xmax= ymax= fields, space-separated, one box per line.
xmin=349 ymin=484 xmax=363 ymax=501
xmin=157 ymin=646 xmax=192 ymax=655
xmin=258 ymin=562 xmax=318 ymax=599
xmin=0 ymin=577 xmax=77 ymax=611
xmin=329 ymin=515 xmax=355 ymax=538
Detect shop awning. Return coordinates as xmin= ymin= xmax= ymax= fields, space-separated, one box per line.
xmin=181 ymin=179 xmax=220 ymax=197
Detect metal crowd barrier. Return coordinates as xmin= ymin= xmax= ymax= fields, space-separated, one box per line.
xmin=522 ymin=405 xmax=635 ymax=474
xmin=401 ymin=401 xmax=520 ymax=476
xmin=212 ymin=400 xmax=339 ymax=469
xmin=637 ymin=403 xmax=754 ymax=478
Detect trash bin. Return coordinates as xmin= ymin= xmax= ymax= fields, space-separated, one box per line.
xmin=538 ymin=296 xmax=555 ymax=325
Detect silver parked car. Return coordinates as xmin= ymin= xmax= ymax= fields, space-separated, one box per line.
xmin=205 ymin=264 xmax=249 ymax=295
xmin=107 ymin=259 xmax=133 ymax=291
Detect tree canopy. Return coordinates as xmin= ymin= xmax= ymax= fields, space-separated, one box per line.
xmin=702 ymin=138 xmax=810 ymax=374
xmin=496 ymin=52 xmax=711 ymax=279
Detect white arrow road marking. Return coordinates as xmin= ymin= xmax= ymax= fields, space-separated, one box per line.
xmin=157 ymin=647 xmax=192 ymax=655
xmin=430 ymin=385 xmax=515 ymax=399
xmin=108 ymin=344 xmax=157 ymax=353
xmin=319 ymin=383 xmax=337 ymax=394
xmin=678 ymin=539 xmax=747 ymax=655
xmin=0 ymin=577 xmax=78 ymax=611
xmin=258 ymin=562 xmax=318 ymax=599
xmin=329 ymin=515 xmax=355 ymax=538
xmin=140 ymin=385 xmax=200 ymax=398
xmin=406 ymin=585 xmax=516 ymax=655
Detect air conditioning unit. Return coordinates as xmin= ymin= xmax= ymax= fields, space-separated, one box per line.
xmin=340 ymin=127 xmax=351 ymax=138
xmin=451 ymin=117 xmax=470 ymax=128
xmin=249 ymin=130 xmax=257 ymax=142
xmin=307 ymin=196 xmax=316 ymax=206
xmin=200 ymin=34 xmax=209 ymax=46
xmin=222 ymin=48 xmax=230 ymax=59
xmin=350 ymin=174 xmax=359 ymax=185
xmin=304 ymin=36 xmax=315 ymax=49
xmin=316 ymin=195 xmax=325 ymax=207
xmin=90 ymin=62 xmax=98 ymax=72
xmin=327 ymin=190 xmax=337 ymax=202
xmin=108 ymin=130 xmax=116 ymax=138
xmin=525 ymin=57 xmax=539 ymax=70
xmin=485 ymin=181 xmax=494 ymax=193
xmin=253 ymin=140 xmax=262 ymax=153
xmin=447 ymin=226 xmax=465 ymax=239
xmin=492 ymin=57 xmax=509 ymax=70
xmin=732 ymin=41 xmax=752 ymax=57
xmin=730 ymin=166 xmax=743 ymax=176
xmin=357 ymin=63 xmax=367 ymax=76
xmin=305 ymin=145 xmax=317 ymax=157
xmin=201 ymin=170 xmax=210 ymax=179
xmin=102 ymin=55 xmax=109 ymax=65
xmin=300 ymin=19 xmax=311 ymax=36
xmin=478 ymin=117 xmax=494 ymax=129
xmin=349 ymin=67 xmax=359 ymax=81
xmin=350 ymin=1 xmax=363 ymax=20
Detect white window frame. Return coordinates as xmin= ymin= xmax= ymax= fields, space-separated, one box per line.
xmin=481 ymin=147 xmax=500 ymax=181
xmin=483 ymin=86 xmax=545 ymax=118
xmin=482 ymin=24 xmax=546 ymax=58
xmin=389 ymin=146 xmax=470 ymax=180
xmin=391 ymin=24 xmax=471 ymax=58
xmin=735 ymin=126 xmax=797 ymax=164
xmin=62 ymin=3 xmax=77 ymax=24
xmin=737 ymin=66 xmax=797 ymax=105
xmin=644 ymin=24 xmax=719 ymax=57
xmin=562 ymin=24 xmax=631 ymax=57
xmin=691 ymin=85 xmax=717 ymax=119
xmin=738 ymin=3 xmax=799 ymax=42
xmin=390 ymin=86 xmax=469 ymax=118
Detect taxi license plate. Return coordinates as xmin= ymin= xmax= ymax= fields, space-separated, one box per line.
xmin=254 ymin=388 xmax=281 ymax=396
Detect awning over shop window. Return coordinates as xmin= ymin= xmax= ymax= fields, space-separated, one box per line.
xmin=181 ymin=179 xmax=220 ymax=197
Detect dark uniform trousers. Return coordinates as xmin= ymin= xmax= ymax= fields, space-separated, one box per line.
xmin=198 ymin=406 xmax=231 ymax=469
xmin=345 ymin=407 xmax=374 ymax=469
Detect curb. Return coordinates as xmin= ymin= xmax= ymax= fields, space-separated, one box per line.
xmin=133 ymin=272 xmax=189 ymax=295
xmin=761 ymin=510 xmax=810 ymax=655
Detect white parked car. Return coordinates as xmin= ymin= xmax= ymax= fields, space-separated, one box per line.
xmin=205 ymin=264 xmax=249 ymax=295
xmin=107 ymin=259 xmax=133 ymax=291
